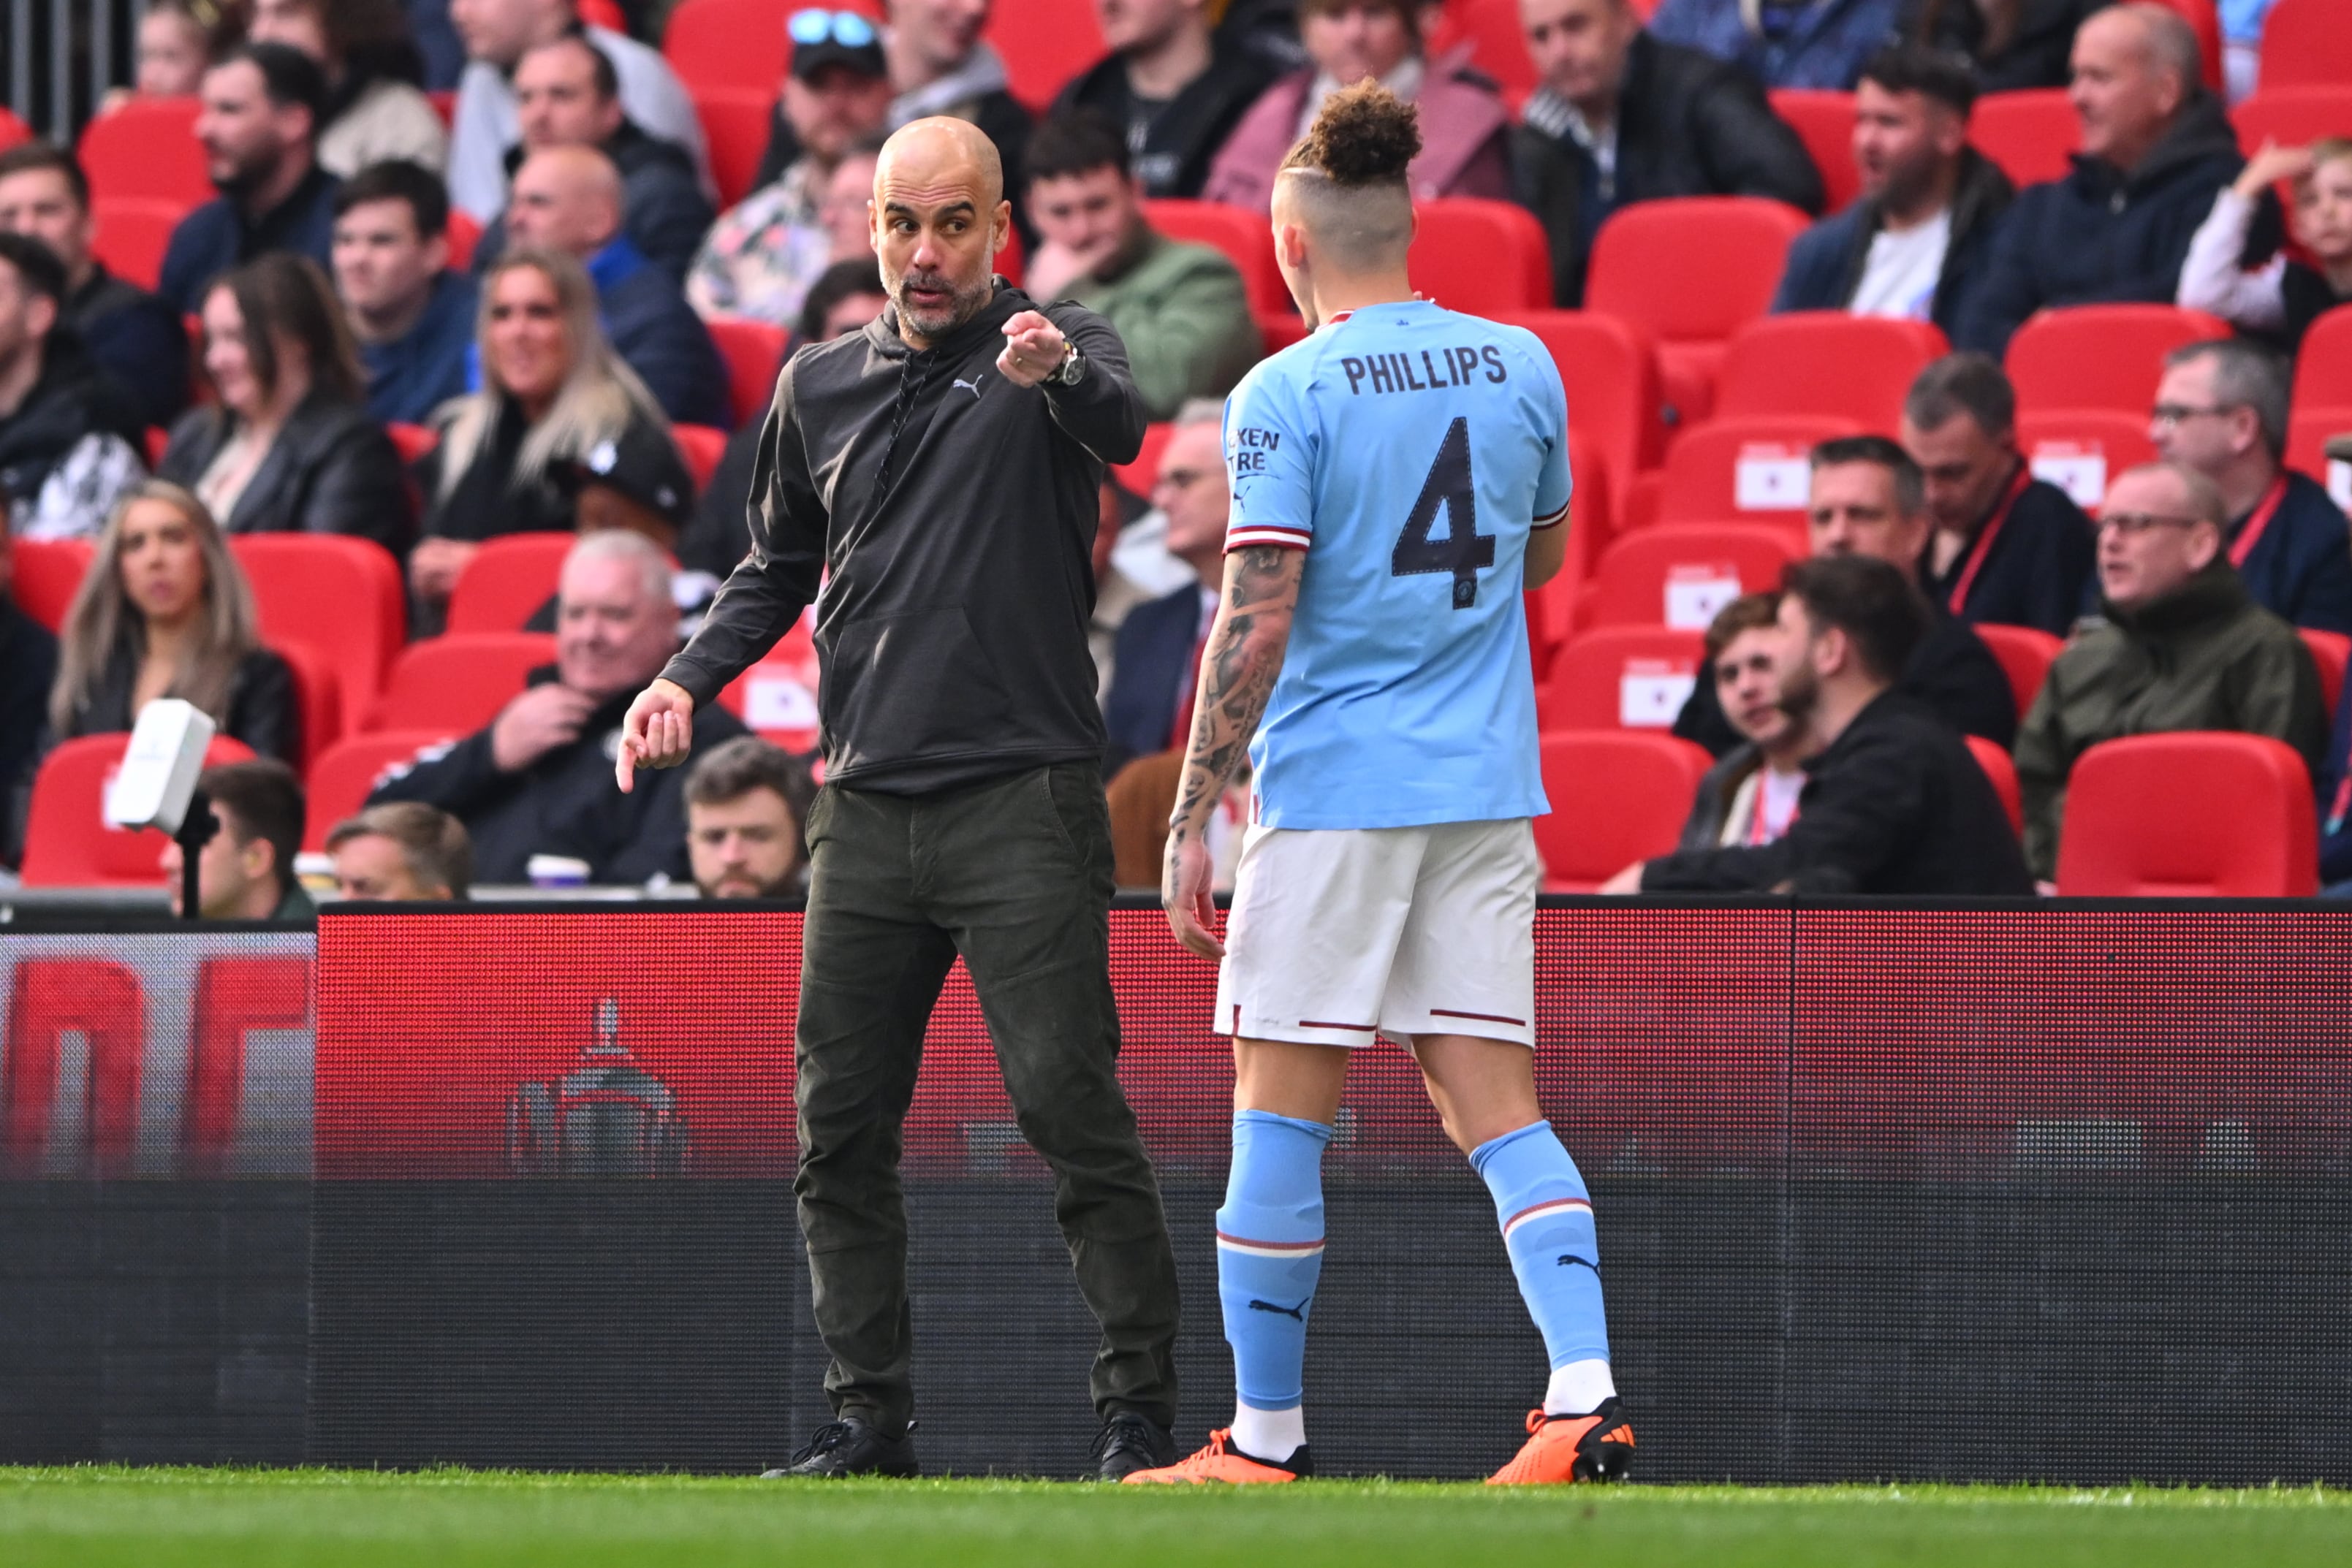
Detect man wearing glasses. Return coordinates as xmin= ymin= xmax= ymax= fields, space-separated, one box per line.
xmin=2014 ymin=460 xmax=2328 ymax=886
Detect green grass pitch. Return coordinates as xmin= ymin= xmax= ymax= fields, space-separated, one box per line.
xmin=2 ymin=1469 xmax=2348 ymax=1568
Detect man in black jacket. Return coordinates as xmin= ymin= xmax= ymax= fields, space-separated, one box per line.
xmin=1611 ymin=554 xmax=2033 ymax=895
xmin=1514 ymin=0 xmax=1823 ymax=305
xmin=1053 ymin=0 xmax=1280 ymax=198
xmin=615 ymin=118 xmax=1181 ymax=1483
xmin=0 ymin=235 xmax=146 ymax=542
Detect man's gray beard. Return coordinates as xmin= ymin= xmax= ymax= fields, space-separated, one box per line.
xmin=892 ymin=273 xmax=995 ymax=338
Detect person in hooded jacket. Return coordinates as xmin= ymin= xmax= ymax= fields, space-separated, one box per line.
xmin=0 ymin=235 xmax=145 ymax=542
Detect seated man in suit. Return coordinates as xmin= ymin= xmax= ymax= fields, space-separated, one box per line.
xmin=1102 ymin=403 xmax=1226 ymax=776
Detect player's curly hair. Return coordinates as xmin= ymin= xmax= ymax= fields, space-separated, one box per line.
xmin=1282 ymin=80 xmax=1421 ymax=188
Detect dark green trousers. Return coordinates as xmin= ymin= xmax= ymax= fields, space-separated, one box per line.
xmin=794 ymin=762 xmax=1180 ymax=1436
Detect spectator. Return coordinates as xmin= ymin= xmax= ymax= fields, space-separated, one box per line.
xmin=0 ymin=514 xmax=59 ymax=850
xmin=158 ymin=254 xmax=415 ymax=552
xmin=108 ymin=0 xmax=240 ymax=110
xmin=1203 ymin=0 xmax=1510 ymax=212
xmin=474 ymin=34 xmax=715 ymax=283
xmin=2220 ymin=0 xmax=2277 ymax=104
xmin=1647 ymin=0 xmax=1909 ymax=89
xmin=1902 ymin=0 xmax=2102 ymax=94
xmin=1608 ymin=555 xmax=2033 ymax=894
xmin=161 ymin=758 xmax=316 ymax=919
xmin=0 ymin=143 xmax=192 ymax=433
xmin=409 ymin=0 xmax=466 ymax=91
xmin=1054 ymin=0 xmax=1282 ymax=198
xmin=1022 ymin=111 xmax=1258 ymax=421
xmin=1101 ymin=406 xmax=1224 ymax=772
xmin=1900 ymin=352 xmax=2095 ymax=636
xmin=688 ymin=18 xmax=895 ymax=326
xmin=1674 ymin=591 xmax=1813 ymax=850
xmin=2014 ymin=460 xmax=2326 ymax=881
xmin=876 ymin=0 xmax=1036 ymax=196
xmin=1514 ymin=0 xmax=1824 ymax=306
xmin=1952 ymin=4 xmax=2243 ymax=357
xmin=411 ymin=247 xmax=680 ymax=614
xmin=247 ymin=0 xmax=449 ymax=176
xmin=502 ymin=145 xmax=729 ymax=427
xmin=2178 ymin=138 xmax=2352 ymax=355
xmin=445 ymin=0 xmax=708 ymax=225
xmin=0 ymin=234 xmax=148 ymax=543
xmin=683 ymin=736 xmax=815 ymax=899
xmin=333 ymin=159 xmax=478 ymax=425
xmin=1772 ymin=44 xmax=2014 ymax=335
xmin=508 ymin=417 xmax=708 ymax=638
xmin=1676 ymin=434 xmax=2019 ymax=751
xmin=368 ymin=529 xmax=748 ymax=884
xmin=325 ymin=799 xmax=472 ymax=898
xmin=159 ymin=42 xmax=344 ymax=314
xmin=2149 ymin=339 xmax=2352 ymax=634
xmin=46 ymin=481 xmax=299 ymax=761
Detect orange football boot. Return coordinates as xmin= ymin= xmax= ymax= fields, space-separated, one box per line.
xmin=1486 ymin=1398 xmax=1635 ymax=1485
xmin=1120 ymin=1428 xmax=1310 ymax=1484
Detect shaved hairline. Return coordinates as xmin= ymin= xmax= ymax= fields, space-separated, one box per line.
xmin=1275 ymin=164 xmax=1413 ymax=272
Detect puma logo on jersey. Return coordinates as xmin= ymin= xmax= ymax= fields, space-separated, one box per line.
xmin=953 ymin=376 xmax=986 ymax=399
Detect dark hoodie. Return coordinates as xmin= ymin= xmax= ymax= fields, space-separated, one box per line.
xmin=1951 ymin=91 xmax=2244 ymax=357
xmin=0 ymin=330 xmax=144 ymax=511
xmin=1771 ymin=146 xmax=2015 ymax=339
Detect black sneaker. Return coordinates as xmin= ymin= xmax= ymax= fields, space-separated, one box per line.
xmin=1090 ymin=1411 xmax=1177 ymax=1480
xmin=762 ymin=1417 xmax=920 ymax=1478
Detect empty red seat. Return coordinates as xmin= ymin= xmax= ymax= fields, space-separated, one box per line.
xmin=663 ymin=0 xmax=804 ymax=94
xmin=1531 ymin=731 xmax=1715 ymax=891
xmin=1408 ymin=198 xmax=1552 ymax=313
xmin=2006 ymin=304 xmax=2229 ymax=416
xmin=228 ymin=535 xmax=406 ymax=728
xmin=78 ymin=97 xmax=209 ymax=205
xmin=1110 ymin=422 xmax=1176 ymax=496
xmin=694 ymin=86 xmax=773 ymax=208
xmin=1425 ymin=0 xmax=1540 ymax=109
xmin=1768 ymin=89 xmax=1860 ymax=213
xmin=1256 ymin=311 xmax=1309 ymax=356
xmin=1142 ymin=199 xmax=1286 ymax=316
xmin=675 ymin=423 xmax=728 ymax=490
xmin=443 ymin=208 xmax=481 ymax=270
xmin=2231 ymin=85 xmax=2352 ymax=156
xmin=705 ymin=313 xmax=788 ymax=428
xmin=1538 ymin=626 xmax=1706 ymax=732
xmin=0 ymin=107 xmax=29 ymax=151
xmin=444 ymin=533 xmax=579 ymax=633
xmin=18 ymin=733 xmax=257 ymax=887
xmin=387 ymin=422 xmax=437 ymax=464
xmin=303 ymin=730 xmax=460 ymax=851
xmin=1971 ymin=90 xmax=2077 ymax=189
xmin=1656 ymin=415 xmax=1859 ymax=528
xmin=1586 ymin=197 xmax=1811 ymax=426
xmin=11 ymin=537 xmax=94 ymax=630
xmin=716 ymin=610 xmax=822 ymax=753
xmin=1965 ymin=734 xmax=2025 ymax=838
xmin=88 ymin=198 xmax=188 ymax=292
xmin=2291 ymin=308 xmax=2352 ymax=409
xmin=2301 ymin=628 xmax=2349 ymax=720
xmin=1585 ymin=525 xmax=1800 ymax=631
xmin=1715 ymin=313 xmax=1948 ymax=427
xmin=2258 ymin=0 xmax=2352 ymax=91
xmin=1493 ymin=309 xmax=1664 ymax=508
xmin=1973 ymin=623 xmax=2065 ymax=718
xmin=1526 ymin=431 xmax=1610 ymax=658
xmin=272 ymin=638 xmax=342 ymax=771
xmin=2284 ymin=406 xmax=2352 ymax=501
xmin=985 ymin=0 xmax=1103 ymax=110
xmin=2052 ymin=733 xmax=2318 ymax=896
xmin=366 ymin=633 xmax=555 ymax=733
xmin=2016 ymin=410 xmax=2160 ymax=510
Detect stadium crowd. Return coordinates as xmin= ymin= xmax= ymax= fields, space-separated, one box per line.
xmin=4 ymin=0 xmax=2352 ymax=903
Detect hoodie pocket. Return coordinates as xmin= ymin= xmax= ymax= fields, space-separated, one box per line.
xmin=824 ymin=606 xmax=1018 ymax=761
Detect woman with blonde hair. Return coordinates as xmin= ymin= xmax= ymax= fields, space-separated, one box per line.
xmin=409 ymin=246 xmax=685 ymax=614
xmin=45 ymin=480 xmax=298 ymax=761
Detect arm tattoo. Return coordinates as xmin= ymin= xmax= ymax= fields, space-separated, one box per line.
xmin=1167 ymin=545 xmax=1303 ymax=842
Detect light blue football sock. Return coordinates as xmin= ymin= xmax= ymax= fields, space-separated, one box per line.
xmin=1472 ymin=1121 xmax=1612 ymax=1405
xmin=1215 ymin=1109 xmax=1332 ymax=1424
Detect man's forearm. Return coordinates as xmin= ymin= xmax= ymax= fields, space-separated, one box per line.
xmin=1169 ymin=546 xmax=1302 ymax=841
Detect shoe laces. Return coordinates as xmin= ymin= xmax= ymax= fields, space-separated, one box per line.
xmin=790 ymin=1420 xmax=857 ymax=1464
xmin=1090 ymin=1412 xmax=1157 ymax=1461
xmin=1162 ymin=1429 xmax=1236 ymax=1474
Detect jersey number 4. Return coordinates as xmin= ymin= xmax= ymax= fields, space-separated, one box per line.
xmin=1391 ymin=416 xmax=1493 ymax=609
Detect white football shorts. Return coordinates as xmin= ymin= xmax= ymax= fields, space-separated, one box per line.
xmin=1213 ymin=818 xmax=1540 ymax=1048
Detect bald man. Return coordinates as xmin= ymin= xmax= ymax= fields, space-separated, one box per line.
xmin=503 ymin=145 xmax=727 ymax=425
xmin=615 ymin=117 xmax=1180 ymax=1480
xmin=1953 ymin=2 xmax=2242 ymax=356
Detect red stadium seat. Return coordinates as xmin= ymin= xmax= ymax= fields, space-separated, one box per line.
xmin=1965 ymin=734 xmax=2025 ymax=838
xmin=427 ymin=90 xmax=455 ymax=127
xmin=1110 ymin=421 xmax=1177 ymax=496
xmin=985 ymin=0 xmax=1103 ymax=110
xmin=444 ymin=208 xmax=480 ymax=270
xmin=2017 ymin=410 xmax=2160 ymax=510
xmin=2006 ymin=304 xmax=2230 ymax=416
xmin=10 ymin=537 xmax=94 ymax=631
xmin=1655 ymin=415 xmax=1859 ymax=529
xmin=2231 ymin=86 xmax=2352 ymax=156
xmin=577 ymin=0 xmax=626 ymax=28
xmin=2301 ymin=629 xmax=2348 ymax=721
xmin=272 ymin=638 xmax=342 ymax=772
xmin=1256 ymin=311 xmax=1309 ymax=356
xmin=1715 ymin=313 xmax=1948 ymax=426
xmin=18 ymin=733 xmax=258 ymax=887
xmin=387 ymin=422 xmax=437 ymax=464
xmin=1408 ymin=199 xmax=1552 ymax=313
xmin=1492 ymin=309 xmax=1664 ymax=498
xmin=706 ymin=314 xmax=789 ymax=428
xmin=1425 ymin=0 xmax=1541 ymax=109
xmin=2291 ymin=308 xmax=2352 ymax=410
xmin=2147 ymin=0 xmax=2225 ymax=92
xmin=2258 ymin=0 xmax=2352 ymax=91
xmin=1530 ymin=731 xmax=1715 ymax=891
xmin=2284 ymin=406 xmax=2352 ymax=504
xmin=663 ymin=0 xmax=830 ymax=93
xmin=694 ymin=86 xmax=774 ymax=208
xmin=1973 ymin=623 xmax=2064 ymax=718
xmin=78 ymin=97 xmax=209 ymax=204
xmin=303 ymin=730 xmax=460 ymax=851
xmin=1141 ymin=199 xmax=1287 ymax=315
xmin=88 ymin=198 xmax=188 ymax=292
xmin=367 ymin=633 xmax=555 ymax=733
xmin=2052 ymin=733 xmax=2318 ymax=896
xmin=1585 ymin=197 xmax=1810 ymax=426
xmin=1769 ymin=89 xmax=1861 ymax=214
xmin=675 ymin=424 xmax=728 ymax=490
xmin=1538 ymin=625 xmax=1706 ymax=732
xmin=716 ymin=609 xmax=822 ymax=754
xmin=444 ymin=533 xmax=578 ymax=634
xmin=1585 ymin=525 xmax=1800 ymax=631
xmin=0 ymin=107 xmax=30 ymax=151
xmin=1971 ymin=91 xmax=2078 ymax=189
xmin=229 ymin=534 xmax=406 ymax=727
xmin=1526 ymin=431 xmax=1609 ymax=659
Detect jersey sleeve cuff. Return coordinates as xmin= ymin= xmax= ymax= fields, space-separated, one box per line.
xmin=1531 ymin=500 xmax=1571 ymax=530
xmin=1226 ymin=525 xmax=1313 ymax=552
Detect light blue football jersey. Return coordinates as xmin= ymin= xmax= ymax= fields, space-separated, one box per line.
xmin=1221 ymin=298 xmax=1571 ymax=831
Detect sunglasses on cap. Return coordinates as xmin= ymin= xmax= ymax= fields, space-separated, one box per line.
xmin=789 ymin=9 xmax=879 ymax=47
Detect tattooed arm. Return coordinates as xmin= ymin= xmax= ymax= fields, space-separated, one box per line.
xmin=1161 ymin=544 xmax=1305 ymax=959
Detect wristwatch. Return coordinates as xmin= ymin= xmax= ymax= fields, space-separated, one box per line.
xmin=1049 ymin=341 xmax=1088 ymax=387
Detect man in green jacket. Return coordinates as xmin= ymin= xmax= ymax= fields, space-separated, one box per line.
xmin=2016 ymin=461 xmax=2327 ymax=881
xmin=1022 ymin=107 xmax=1261 ymax=421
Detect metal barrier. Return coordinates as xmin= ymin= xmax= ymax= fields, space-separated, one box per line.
xmin=6 ymin=0 xmax=136 ymax=144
